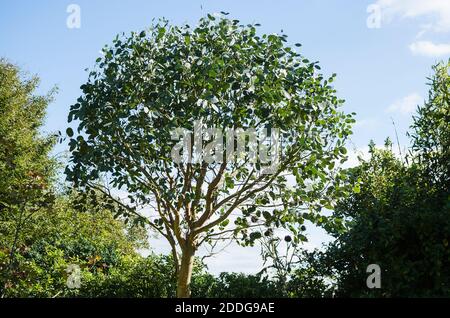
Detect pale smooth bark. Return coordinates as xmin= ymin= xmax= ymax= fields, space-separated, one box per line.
xmin=176 ymin=243 xmax=195 ymax=298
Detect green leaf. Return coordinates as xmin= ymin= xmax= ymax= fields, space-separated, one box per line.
xmin=66 ymin=127 xmax=74 ymax=137
xmin=250 ymin=232 xmax=262 ymax=240
xmin=263 ymin=211 xmax=271 ymax=220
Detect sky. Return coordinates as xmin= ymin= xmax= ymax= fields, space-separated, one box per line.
xmin=1 ymin=0 xmax=449 ymax=274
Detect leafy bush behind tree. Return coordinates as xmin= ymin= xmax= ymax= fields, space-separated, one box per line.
xmin=316 ymin=61 xmax=450 ymax=297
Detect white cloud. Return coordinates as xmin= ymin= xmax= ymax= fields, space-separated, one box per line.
xmin=409 ymin=40 xmax=450 ymax=57
xmin=386 ymin=93 xmax=422 ymax=114
xmin=373 ymin=0 xmax=450 ymax=57
xmin=375 ymin=0 xmax=450 ymax=32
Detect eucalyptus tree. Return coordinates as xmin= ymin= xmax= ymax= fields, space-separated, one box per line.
xmin=65 ymin=15 xmax=354 ymax=297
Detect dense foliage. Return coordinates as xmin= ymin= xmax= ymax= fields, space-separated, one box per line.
xmin=316 ymin=61 xmax=450 ymax=297
xmin=0 ymin=60 xmax=57 ymax=296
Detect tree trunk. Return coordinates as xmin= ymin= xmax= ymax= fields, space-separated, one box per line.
xmin=176 ymin=244 xmax=195 ymax=298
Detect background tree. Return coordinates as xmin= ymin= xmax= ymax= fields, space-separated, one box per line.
xmin=0 ymin=192 xmax=149 ymax=297
xmin=66 ymin=15 xmax=354 ymax=297
xmin=0 ymin=60 xmax=149 ymax=297
xmin=318 ymin=61 xmax=450 ymax=297
xmin=0 ymin=60 xmax=57 ymax=295
xmin=409 ymin=60 xmax=449 ymax=186
xmin=259 ymin=235 xmax=332 ymax=297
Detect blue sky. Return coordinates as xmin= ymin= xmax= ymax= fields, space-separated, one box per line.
xmin=1 ymin=0 xmax=449 ymax=274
